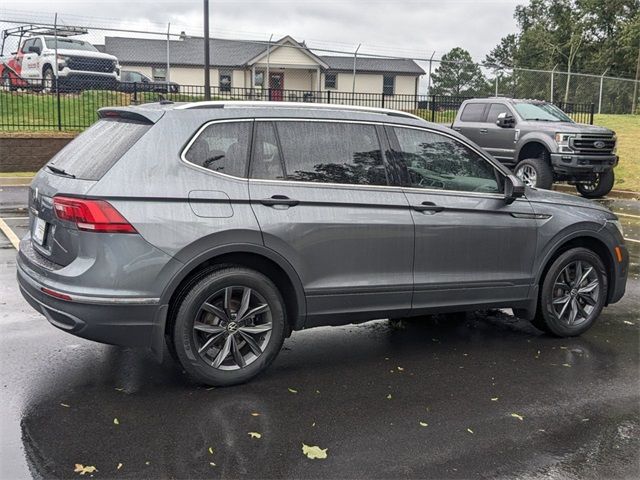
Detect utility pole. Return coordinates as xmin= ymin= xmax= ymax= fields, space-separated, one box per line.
xmin=633 ymin=39 xmax=640 ymax=114
xmin=166 ymin=22 xmax=171 ymax=93
xmin=598 ymin=67 xmax=609 ymax=115
xmin=203 ymin=0 xmax=211 ymax=100
xmin=426 ymin=51 xmax=435 ymax=97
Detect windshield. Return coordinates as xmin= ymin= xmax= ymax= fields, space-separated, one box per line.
xmin=513 ymin=102 xmax=574 ymax=122
xmin=43 ymin=37 xmax=98 ymax=52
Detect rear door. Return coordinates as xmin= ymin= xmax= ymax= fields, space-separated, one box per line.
xmin=248 ymin=119 xmax=414 ymax=325
xmin=452 ymin=102 xmax=488 ymax=145
xmin=385 ymin=125 xmax=538 ymax=312
xmin=479 ymin=103 xmax=518 ymax=165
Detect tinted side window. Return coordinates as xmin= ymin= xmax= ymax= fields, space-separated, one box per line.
xmin=460 ymin=103 xmax=486 ymax=122
xmin=276 ymin=121 xmax=387 ymax=186
xmin=486 ymin=103 xmax=511 ymax=123
xmin=250 ymin=122 xmax=284 ymax=180
xmin=392 ymin=127 xmax=500 ymax=193
xmin=185 ymin=121 xmax=251 ymax=177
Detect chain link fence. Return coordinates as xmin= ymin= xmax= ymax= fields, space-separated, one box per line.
xmin=0 ymin=13 xmax=637 ymax=131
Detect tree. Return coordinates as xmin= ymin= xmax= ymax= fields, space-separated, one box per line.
xmin=431 ymin=48 xmax=489 ymax=96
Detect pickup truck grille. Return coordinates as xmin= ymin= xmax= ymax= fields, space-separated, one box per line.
xmin=66 ymin=57 xmax=116 ymax=73
xmin=570 ymin=134 xmax=616 ymax=155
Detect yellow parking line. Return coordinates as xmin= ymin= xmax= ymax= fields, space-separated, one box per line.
xmin=0 ymin=217 xmax=20 ymax=250
xmin=617 ymin=213 xmax=640 ymax=220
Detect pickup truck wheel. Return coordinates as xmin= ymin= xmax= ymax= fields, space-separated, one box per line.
xmin=514 ymin=158 xmax=553 ymax=190
xmin=576 ymin=170 xmax=615 ymax=199
xmin=42 ymin=66 xmax=55 ymax=93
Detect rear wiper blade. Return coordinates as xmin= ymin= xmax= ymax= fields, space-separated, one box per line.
xmin=46 ymin=164 xmax=75 ymax=178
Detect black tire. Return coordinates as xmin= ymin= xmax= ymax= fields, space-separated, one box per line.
xmin=42 ymin=66 xmax=55 ymax=93
xmin=532 ymin=247 xmax=607 ymax=337
xmin=576 ymin=170 xmax=615 ymax=199
xmin=514 ymin=158 xmax=554 ymax=190
xmin=172 ymin=266 xmax=286 ymax=386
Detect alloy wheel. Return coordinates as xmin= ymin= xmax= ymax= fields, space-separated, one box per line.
xmin=516 ymin=164 xmax=537 ymax=187
xmin=193 ymin=286 xmax=272 ymax=370
xmin=551 ymin=260 xmax=600 ymax=327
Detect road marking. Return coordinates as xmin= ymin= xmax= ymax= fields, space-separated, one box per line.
xmin=0 ymin=217 xmax=20 ymax=250
xmin=624 ymin=237 xmax=640 ymax=244
xmin=617 ymin=213 xmax=640 ymax=220
xmin=1 ymin=216 xmax=28 ymax=220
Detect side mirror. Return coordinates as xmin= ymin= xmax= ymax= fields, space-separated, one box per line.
xmin=27 ymin=46 xmax=41 ymax=55
xmin=504 ymin=174 xmax=525 ymax=204
xmin=496 ymin=112 xmax=515 ymax=128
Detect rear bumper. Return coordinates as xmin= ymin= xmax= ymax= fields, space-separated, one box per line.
xmin=17 ymin=260 xmax=167 ymax=352
xmin=550 ymin=153 xmax=618 ymax=175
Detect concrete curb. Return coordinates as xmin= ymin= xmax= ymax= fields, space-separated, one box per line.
xmin=0 ymin=177 xmax=32 ymax=187
xmin=553 ymin=184 xmax=639 ymax=200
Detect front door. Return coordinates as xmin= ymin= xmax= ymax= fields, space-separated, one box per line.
xmin=269 ymin=72 xmax=284 ymax=101
xmin=385 ymin=125 xmax=538 ymax=312
xmin=248 ymin=119 xmax=414 ymax=326
xmin=481 ymin=103 xmax=518 ymax=166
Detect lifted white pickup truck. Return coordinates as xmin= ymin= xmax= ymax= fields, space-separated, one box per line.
xmin=1 ymin=27 xmax=120 ymax=91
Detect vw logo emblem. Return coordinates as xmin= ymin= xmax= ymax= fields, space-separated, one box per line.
xmin=227 ymin=321 xmax=238 ymax=333
xmin=593 ymin=140 xmax=606 ymax=149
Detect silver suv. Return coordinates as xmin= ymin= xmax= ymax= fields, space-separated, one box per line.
xmin=17 ymin=101 xmax=629 ymax=386
xmin=452 ymin=98 xmax=618 ymax=198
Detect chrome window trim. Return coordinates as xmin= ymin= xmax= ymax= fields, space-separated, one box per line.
xmin=180 ymin=117 xmax=512 ymax=200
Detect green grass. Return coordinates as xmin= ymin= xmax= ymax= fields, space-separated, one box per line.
xmin=594 ymin=114 xmax=640 ymax=192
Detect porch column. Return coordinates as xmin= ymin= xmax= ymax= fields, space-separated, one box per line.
xmin=316 ymin=67 xmax=321 ymax=91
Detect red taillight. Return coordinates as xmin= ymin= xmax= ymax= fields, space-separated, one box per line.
xmin=53 ymin=196 xmax=137 ymax=233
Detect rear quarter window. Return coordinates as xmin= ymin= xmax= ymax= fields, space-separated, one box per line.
xmin=459 ymin=103 xmax=487 ymax=122
xmin=47 ymin=118 xmax=151 ymax=180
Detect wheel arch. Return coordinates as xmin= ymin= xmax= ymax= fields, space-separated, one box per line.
xmin=516 ymin=139 xmax=552 ymax=163
xmin=161 ymin=243 xmax=307 ymax=337
xmin=535 ymin=233 xmax=616 ymax=304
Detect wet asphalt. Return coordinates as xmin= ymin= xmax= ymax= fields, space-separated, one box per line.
xmin=0 ymin=185 xmax=639 ymax=479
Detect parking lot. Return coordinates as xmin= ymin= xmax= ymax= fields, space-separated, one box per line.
xmin=1 ymin=184 xmax=639 ymax=479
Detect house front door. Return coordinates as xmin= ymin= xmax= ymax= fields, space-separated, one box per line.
xmin=269 ymin=72 xmax=284 ymax=101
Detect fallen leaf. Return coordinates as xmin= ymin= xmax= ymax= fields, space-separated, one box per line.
xmin=145 ymin=461 xmax=150 ymax=466
xmin=623 ymin=320 xmax=634 ymax=325
xmin=419 ymin=421 xmax=428 ymax=427
xmin=302 ymin=443 xmax=328 ymax=459
xmin=511 ymin=413 xmax=524 ymax=421
xmin=60 ymin=403 xmax=70 ymax=408
xmin=209 ymin=462 xmax=216 ymax=467
xmin=115 ymin=388 xmax=124 ymax=392
xmin=315 ymin=390 xmax=320 ymax=394
xmin=117 ymin=463 xmax=123 ymax=470
xmin=467 ymin=428 xmax=474 ymax=434
xmin=491 ymin=397 xmax=499 ymax=401
xmin=208 ymin=447 xmax=214 ymax=454
xmin=248 ymin=432 xmax=262 ymax=439
xmin=562 ymin=363 xmax=571 ymax=367
xmin=311 ymin=422 xmax=316 ymax=427
xmin=386 ymin=394 xmax=392 ymax=399
xmin=397 ymin=366 xmax=404 ymax=371
xmin=250 ymin=412 xmax=260 ymax=417
xmin=113 ymin=418 xmax=119 ymax=425
xmin=74 ymin=464 xmax=97 ymax=475
xmin=288 ymin=388 xmax=298 ymax=394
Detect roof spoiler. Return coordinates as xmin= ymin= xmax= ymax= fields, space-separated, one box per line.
xmin=97 ymin=107 xmax=165 ymax=124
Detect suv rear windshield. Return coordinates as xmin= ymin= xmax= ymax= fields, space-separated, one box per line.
xmin=47 ymin=118 xmax=151 ymax=180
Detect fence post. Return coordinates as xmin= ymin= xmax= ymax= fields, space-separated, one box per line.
xmin=381 ymin=92 xmax=385 ymax=109
xmin=598 ymin=68 xmax=609 ymax=114
xmin=133 ymin=81 xmax=138 ymax=104
xmin=54 ymin=13 xmax=61 ymax=131
xmin=589 ymin=103 xmax=595 ymax=125
xmin=327 ymin=89 xmax=331 ymax=104
xmin=550 ymin=64 xmax=557 ymax=103
xmin=430 ymin=94 xmax=436 ymax=123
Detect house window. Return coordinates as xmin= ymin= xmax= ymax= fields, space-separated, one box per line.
xmin=254 ymin=71 xmax=264 ymax=87
xmin=219 ymin=70 xmax=232 ymax=92
xmin=152 ymin=67 xmax=166 ymax=82
xmin=383 ymin=75 xmax=395 ymax=95
xmin=325 ymin=72 xmax=337 ymax=89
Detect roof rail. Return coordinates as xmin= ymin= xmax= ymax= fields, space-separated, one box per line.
xmin=175 ymin=101 xmax=423 ymax=121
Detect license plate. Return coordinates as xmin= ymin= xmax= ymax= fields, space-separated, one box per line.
xmin=32 ymin=217 xmax=48 ymax=246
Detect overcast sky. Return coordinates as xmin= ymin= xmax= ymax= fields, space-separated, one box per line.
xmin=0 ymin=0 xmax=524 ymax=61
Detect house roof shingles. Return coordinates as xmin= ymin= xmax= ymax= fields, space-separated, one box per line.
xmin=103 ymin=36 xmax=424 ymax=75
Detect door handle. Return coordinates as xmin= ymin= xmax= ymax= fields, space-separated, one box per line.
xmin=479 ymin=128 xmax=488 ymax=134
xmin=259 ymin=195 xmax=299 ymax=207
xmin=412 ymin=201 xmax=444 ymax=213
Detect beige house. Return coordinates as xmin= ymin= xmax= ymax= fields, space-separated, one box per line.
xmin=102 ymin=35 xmax=424 ymax=104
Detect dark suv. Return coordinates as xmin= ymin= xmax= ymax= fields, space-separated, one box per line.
xmin=452 ymin=98 xmax=618 ymax=198
xmin=17 ymin=101 xmax=628 ymax=386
